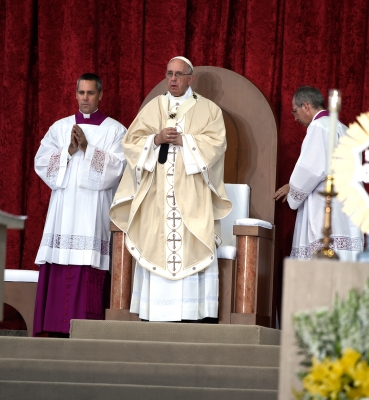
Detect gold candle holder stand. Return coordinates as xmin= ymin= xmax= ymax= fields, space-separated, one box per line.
xmin=313 ymin=175 xmax=339 ymax=260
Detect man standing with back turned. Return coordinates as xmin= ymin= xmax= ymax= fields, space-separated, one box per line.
xmin=274 ymin=86 xmax=363 ymax=260
xmin=110 ymin=56 xmax=232 ymax=322
xmin=34 ymin=73 xmax=127 ymax=336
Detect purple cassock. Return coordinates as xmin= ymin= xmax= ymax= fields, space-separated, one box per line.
xmin=33 ymin=110 xmax=111 ymax=336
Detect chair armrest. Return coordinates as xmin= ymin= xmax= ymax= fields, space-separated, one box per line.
xmin=233 ymin=225 xmax=274 ymax=240
xmin=217 ymin=245 xmax=237 ymax=260
xmin=234 ymin=218 xmax=272 ymax=230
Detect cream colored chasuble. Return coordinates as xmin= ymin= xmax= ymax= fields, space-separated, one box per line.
xmin=161 ymin=88 xmax=197 ymax=278
xmin=130 ymin=87 xmax=219 ymax=321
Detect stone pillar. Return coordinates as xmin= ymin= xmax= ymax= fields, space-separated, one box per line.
xmin=235 ymin=236 xmax=258 ymax=314
xmin=106 ymin=223 xmax=140 ymax=321
xmin=230 ymin=225 xmax=274 ymax=327
xmin=110 ymin=231 xmax=133 ymax=310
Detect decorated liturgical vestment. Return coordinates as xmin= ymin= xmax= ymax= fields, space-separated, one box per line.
xmin=33 ymin=111 xmax=126 ymax=335
xmin=287 ymin=110 xmax=363 ymax=260
xmin=110 ymin=87 xmax=232 ymax=321
xmin=35 ymin=112 xmax=127 ymax=270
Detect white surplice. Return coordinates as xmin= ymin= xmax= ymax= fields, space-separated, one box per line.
xmin=129 ymin=87 xmax=220 ymax=321
xmin=35 ymin=115 xmax=126 ymax=270
xmin=287 ymin=110 xmax=363 ymax=260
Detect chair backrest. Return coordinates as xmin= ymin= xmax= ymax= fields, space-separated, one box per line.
xmin=220 ymin=183 xmax=250 ymax=247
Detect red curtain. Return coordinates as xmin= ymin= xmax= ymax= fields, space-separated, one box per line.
xmin=1 ymin=0 xmax=369 ymax=302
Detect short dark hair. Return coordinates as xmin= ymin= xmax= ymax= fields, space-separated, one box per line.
xmin=76 ymin=73 xmax=102 ymax=93
xmin=293 ymin=86 xmax=325 ymax=109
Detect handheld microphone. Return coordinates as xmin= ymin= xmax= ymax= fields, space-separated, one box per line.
xmin=158 ymin=143 xmax=169 ymax=164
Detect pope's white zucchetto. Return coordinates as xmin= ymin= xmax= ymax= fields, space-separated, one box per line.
xmin=169 ymin=56 xmax=194 ymax=71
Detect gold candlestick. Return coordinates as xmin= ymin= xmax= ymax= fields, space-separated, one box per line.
xmin=313 ymin=89 xmax=341 ymax=260
xmin=313 ymin=175 xmax=339 ymax=260
xmin=326 ymin=90 xmax=341 ymax=175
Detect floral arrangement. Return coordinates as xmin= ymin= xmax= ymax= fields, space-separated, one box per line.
xmin=292 ymin=279 xmax=369 ymax=400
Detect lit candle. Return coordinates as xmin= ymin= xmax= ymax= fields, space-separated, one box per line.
xmin=327 ymin=89 xmax=341 ymax=175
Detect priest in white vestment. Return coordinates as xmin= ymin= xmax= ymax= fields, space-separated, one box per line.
xmin=33 ymin=73 xmax=127 ymax=336
xmin=274 ymin=86 xmax=363 ymax=261
xmin=110 ymin=57 xmax=232 ymax=321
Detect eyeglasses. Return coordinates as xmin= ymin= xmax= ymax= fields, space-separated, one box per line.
xmin=166 ymin=71 xmax=192 ymax=79
xmin=292 ymin=105 xmax=301 ymax=115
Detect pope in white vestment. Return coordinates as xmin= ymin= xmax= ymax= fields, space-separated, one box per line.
xmin=110 ymin=57 xmax=232 ymax=321
xmin=33 ymin=74 xmax=126 ymax=336
xmin=274 ymin=86 xmax=363 ymax=260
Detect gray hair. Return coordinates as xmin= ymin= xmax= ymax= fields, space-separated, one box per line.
xmin=76 ymin=73 xmax=102 ymax=93
xmin=293 ymin=86 xmax=325 ymax=109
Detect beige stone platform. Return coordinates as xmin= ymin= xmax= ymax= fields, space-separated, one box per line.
xmin=0 ymin=322 xmax=280 ymax=399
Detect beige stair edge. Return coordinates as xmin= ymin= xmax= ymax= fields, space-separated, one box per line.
xmin=70 ymin=320 xmax=280 ymax=345
xmin=0 ymin=337 xmax=280 ymax=367
xmin=0 ymin=381 xmax=278 ymax=400
xmin=0 ymin=358 xmax=279 ymax=390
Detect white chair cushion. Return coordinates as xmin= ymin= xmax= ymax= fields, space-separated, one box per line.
xmin=217 ymin=245 xmax=237 ymax=260
xmin=234 ymin=218 xmax=273 ymax=229
xmin=220 ymin=184 xmax=250 ymax=246
xmin=4 ymin=269 xmax=39 ymax=282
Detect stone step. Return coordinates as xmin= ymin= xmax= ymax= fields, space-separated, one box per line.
xmin=0 ymin=381 xmax=278 ymax=400
xmin=70 ymin=320 xmax=280 ymax=345
xmin=0 ymin=337 xmax=280 ymax=367
xmin=0 ymin=359 xmax=279 ymax=390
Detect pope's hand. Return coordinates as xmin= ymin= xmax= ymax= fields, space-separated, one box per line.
xmin=154 ymin=128 xmax=182 ymax=147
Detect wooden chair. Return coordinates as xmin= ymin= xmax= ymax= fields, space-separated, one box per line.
xmin=107 ymin=67 xmax=278 ymax=327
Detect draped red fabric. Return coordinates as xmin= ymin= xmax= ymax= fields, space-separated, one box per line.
xmin=1 ymin=0 xmax=369 ymax=326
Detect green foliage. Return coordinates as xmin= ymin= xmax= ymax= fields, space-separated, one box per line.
xmin=293 ymin=279 xmax=369 ymax=366
xmin=293 ymin=279 xmax=369 ymax=400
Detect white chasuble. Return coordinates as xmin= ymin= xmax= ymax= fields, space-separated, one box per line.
xmin=287 ymin=111 xmax=363 ymax=261
xmin=35 ymin=115 xmax=126 ymax=270
xmin=110 ymin=87 xmax=231 ymax=321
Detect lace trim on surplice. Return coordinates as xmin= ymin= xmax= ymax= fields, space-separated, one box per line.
xmin=290 ymin=237 xmax=363 ymax=260
xmin=41 ymin=233 xmax=109 ymax=255
xmin=46 ymin=150 xmax=62 ymax=187
xmin=289 ymin=186 xmax=309 ymax=203
xmin=89 ymin=148 xmax=106 ymax=190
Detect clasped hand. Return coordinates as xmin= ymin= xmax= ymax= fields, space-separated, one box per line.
xmin=154 ymin=128 xmax=183 ymax=147
xmin=69 ymin=124 xmax=88 ymax=155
